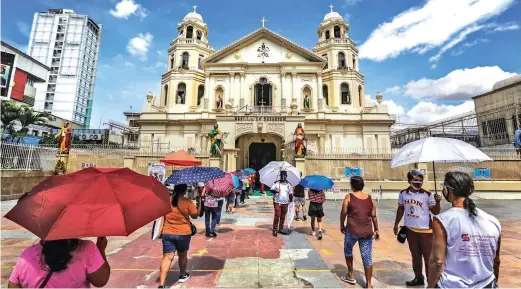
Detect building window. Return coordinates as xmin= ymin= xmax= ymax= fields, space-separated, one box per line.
xmin=325 ymin=30 xmax=330 ymax=39
xmin=197 ymin=85 xmax=205 ymax=106
xmin=358 ymin=85 xmax=363 ymax=107
xmin=176 ymin=83 xmax=186 ymax=104
xmin=26 ymin=78 xmax=35 ymax=86
xmin=196 ymin=30 xmax=202 ymax=40
xmin=181 ymin=52 xmax=189 ymax=69
xmin=353 ymin=55 xmax=356 ymax=70
xmin=179 ymin=29 xmax=184 ymax=36
xmin=186 ymin=26 xmax=193 ymax=38
xmin=338 ymin=52 xmax=346 ymax=68
xmin=322 ymin=85 xmax=328 ymax=106
xmin=334 ymin=26 xmax=341 ymax=38
xmin=198 ymin=55 xmax=203 ymax=69
xmin=170 ymin=57 xmax=174 ymax=70
xmin=485 ymin=118 xmax=508 ymax=139
xmin=322 ymin=54 xmax=328 ymax=69
xmin=341 ymin=83 xmax=350 ymax=104
xmin=163 ymin=84 xmax=169 ymax=106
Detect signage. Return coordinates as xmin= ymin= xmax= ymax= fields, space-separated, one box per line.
xmin=81 ymin=163 xmax=96 ymax=169
xmin=474 ymin=168 xmax=491 ymax=180
xmin=148 ymin=162 xmax=166 ymax=183
xmin=344 ymin=167 xmax=362 ymax=177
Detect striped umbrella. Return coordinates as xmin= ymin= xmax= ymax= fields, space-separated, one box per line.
xmin=205 ymin=173 xmax=235 ymax=197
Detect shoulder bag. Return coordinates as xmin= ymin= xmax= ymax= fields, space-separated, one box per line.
xmin=39 ymin=271 xmax=53 ymax=288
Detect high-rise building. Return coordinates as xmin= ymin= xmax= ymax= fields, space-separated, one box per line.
xmin=28 ymin=9 xmax=102 ymax=128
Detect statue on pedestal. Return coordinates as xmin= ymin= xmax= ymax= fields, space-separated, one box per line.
xmin=209 ymin=124 xmax=223 ymax=156
xmin=294 ymin=123 xmax=306 ymax=157
xmin=303 ymin=95 xmax=310 ymax=109
xmin=56 ymin=122 xmax=72 ymax=154
xmin=216 ymin=96 xmax=223 ymax=109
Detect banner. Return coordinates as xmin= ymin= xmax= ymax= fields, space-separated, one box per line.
xmin=474 ymin=168 xmax=491 ymax=180
xmin=148 ymin=162 xmax=166 ymax=183
xmin=344 ymin=167 xmax=362 ymax=177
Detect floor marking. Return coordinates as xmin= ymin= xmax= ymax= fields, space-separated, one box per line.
xmin=320 ymin=249 xmax=336 ymax=256
xmin=191 ymin=248 xmax=208 ymax=257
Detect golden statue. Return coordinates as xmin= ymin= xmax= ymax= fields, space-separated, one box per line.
xmin=56 ymin=122 xmax=72 ymax=154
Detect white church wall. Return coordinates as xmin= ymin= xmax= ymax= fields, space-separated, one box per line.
xmin=217 ymin=38 xmax=309 ymax=64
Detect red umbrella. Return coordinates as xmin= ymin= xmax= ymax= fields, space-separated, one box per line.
xmin=204 ymin=173 xmax=234 ymax=197
xmin=4 ymin=167 xmax=171 ymax=241
xmin=160 ymin=150 xmax=202 ymax=166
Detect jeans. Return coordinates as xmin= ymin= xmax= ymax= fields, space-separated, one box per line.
xmin=216 ymin=200 xmax=224 ymax=224
xmin=273 ymin=203 xmax=289 ymax=231
xmin=240 ymin=190 xmax=246 ymax=203
xmin=344 ymin=230 xmax=373 ymax=266
xmin=204 ymin=206 xmax=219 ymax=234
xmin=161 ymin=234 xmax=191 ymax=253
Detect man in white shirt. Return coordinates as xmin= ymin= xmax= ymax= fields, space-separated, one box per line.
xmin=393 ymin=169 xmax=441 ymax=286
xmin=271 ymin=171 xmax=292 ymax=237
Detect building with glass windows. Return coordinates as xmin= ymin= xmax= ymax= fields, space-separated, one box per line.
xmin=28 ymin=9 xmax=102 ymax=128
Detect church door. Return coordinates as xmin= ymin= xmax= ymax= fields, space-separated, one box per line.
xmin=248 ymin=142 xmax=276 ymax=172
xmin=254 ymin=77 xmax=272 ymax=113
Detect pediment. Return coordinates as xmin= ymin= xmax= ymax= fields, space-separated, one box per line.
xmin=203 ymin=28 xmax=325 ymax=65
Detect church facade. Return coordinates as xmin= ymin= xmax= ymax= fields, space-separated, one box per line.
xmin=132 ymin=6 xmax=394 ymax=172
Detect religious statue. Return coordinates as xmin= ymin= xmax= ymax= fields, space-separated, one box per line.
xmin=294 ymin=123 xmax=306 ymax=157
xmin=56 ymin=122 xmax=72 ymax=154
xmin=208 ymin=124 xmax=223 ymax=156
xmin=303 ymin=95 xmax=310 ymax=109
xmin=216 ymin=95 xmax=223 ymax=109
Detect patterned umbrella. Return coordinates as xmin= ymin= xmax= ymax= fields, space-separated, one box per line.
xmin=165 ymin=167 xmax=224 ymax=185
xmin=205 ymin=173 xmax=234 ymax=197
xmin=244 ymin=168 xmax=256 ymax=173
xmin=235 ymin=169 xmax=250 ymax=178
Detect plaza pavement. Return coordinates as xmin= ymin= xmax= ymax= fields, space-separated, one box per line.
xmin=1 ymin=197 xmax=521 ymax=288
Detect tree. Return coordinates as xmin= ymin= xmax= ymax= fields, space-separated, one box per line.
xmin=1 ymin=100 xmax=21 ymax=140
xmin=0 ymin=100 xmax=55 ymax=142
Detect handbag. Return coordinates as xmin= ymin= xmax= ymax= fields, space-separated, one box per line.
xmin=39 ymin=271 xmax=53 ymax=288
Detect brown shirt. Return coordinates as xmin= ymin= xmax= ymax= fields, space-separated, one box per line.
xmin=162 ymin=196 xmax=197 ymax=235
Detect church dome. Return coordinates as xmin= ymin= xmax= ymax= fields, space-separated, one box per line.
xmin=323 ymin=11 xmax=343 ymax=21
xmin=183 ymin=11 xmax=203 ymax=21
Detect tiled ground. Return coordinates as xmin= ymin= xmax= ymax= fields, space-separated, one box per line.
xmin=1 ymin=198 xmax=520 ymax=288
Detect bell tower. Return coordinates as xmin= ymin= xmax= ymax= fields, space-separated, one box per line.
xmin=162 ymin=6 xmax=214 ymax=112
xmin=313 ymin=5 xmax=365 ymax=109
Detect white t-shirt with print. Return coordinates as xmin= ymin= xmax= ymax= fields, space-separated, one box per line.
xmin=436 ymin=207 xmax=501 ymax=289
xmin=271 ymin=182 xmax=292 ymax=204
xmin=398 ymin=189 xmax=436 ymax=229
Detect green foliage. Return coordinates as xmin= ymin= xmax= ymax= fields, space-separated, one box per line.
xmin=1 ymin=100 xmax=20 ymax=139
xmin=40 ymin=133 xmax=59 ymax=145
xmin=54 ymin=160 xmax=67 ymax=175
xmin=1 ymin=100 xmax=55 ymax=141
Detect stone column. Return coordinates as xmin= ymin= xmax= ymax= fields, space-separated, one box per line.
xmin=229 ymin=72 xmax=235 ymax=106
xmin=280 ymin=72 xmax=286 ymax=108
xmin=318 ymin=135 xmax=325 ymax=153
xmin=317 ymin=71 xmax=324 ymax=111
xmin=239 ymin=72 xmax=245 ymax=107
xmin=201 ymin=135 xmax=208 ymax=154
xmin=203 ymin=73 xmax=210 ymax=111
xmin=291 ymin=72 xmax=297 ymax=104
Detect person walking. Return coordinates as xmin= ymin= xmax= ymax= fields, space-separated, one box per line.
xmin=393 ymin=169 xmax=441 ymax=286
xmin=308 ymin=188 xmax=326 ymax=240
xmin=226 ymin=190 xmax=237 ymax=214
xmin=240 ymin=178 xmax=247 ymax=204
xmin=216 ymin=196 xmax=224 ymax=225
xmin=204 ymin=193 xmax=219 ymax=238
xmin=293 ymin=183 xmax=307 ymax=221
xmin=8 ymin=237 xmax=110 ymax=288
xmin=271 ymin=171 xmax=292 ymax=236
xmin=428 ymin=171 xmax=501 ymax=289
xmin=159 ymin=184 xmax=202 ymax=287
xmin=340 ymin=176 xmax=379 ymax=288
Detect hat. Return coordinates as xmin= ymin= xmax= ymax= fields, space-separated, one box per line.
xmin=397 ymin=226 xmax=407 ymax=243
xmin=197 ymin=182 xmax=204 ymax=187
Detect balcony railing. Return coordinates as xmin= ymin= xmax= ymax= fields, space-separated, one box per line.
xmin=233 ymin=105 xmax=288 ymax=116
xmin=313 ymin=38 xmax=355 ymax=50
xmin=173 ymin=38 xmax=212 ymax=49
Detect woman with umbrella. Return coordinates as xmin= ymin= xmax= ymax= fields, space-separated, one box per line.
xmin=300 ymin=175 xmax=334 ymax=240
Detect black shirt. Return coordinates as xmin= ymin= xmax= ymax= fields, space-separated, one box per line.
xmin=293 ymin=184 xmax=305 ymax=198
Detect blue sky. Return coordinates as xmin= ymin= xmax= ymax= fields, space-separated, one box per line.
xmin=3 ymin=0 xmax=520 ymax=127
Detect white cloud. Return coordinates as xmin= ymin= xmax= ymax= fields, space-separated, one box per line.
xmin=405 ymin=101 xmax=475 ymax=124
xmin=110 ymin=0 xmax=148 ymax=20
xmin=385 ymin=85 xmax=402 ymax=94
xmin=450 ymin=38 xmax=489 ymax=56
xmin=487 ymin=22 xmax=520 ymax=32
xmin=365 ymin=94 xmax=405 ymax=116
xmin=127 ymin=33 xmax=153 ymax=61
xmin=429 ymin=25 xmax=484 ymax=66
xmin=359 ymin=0 xmax=515 ymax=61
xmin=124 ymin=61 xmax=135 ymax=68
xmin=344 ymin=0 xmax=362 ymax=6
xmin=143 ymin=61 xmax=167 ymax=73
xmin=16 ymin=22 xmax=30 ymax=37
xmin=402 ymin=66 xmax=516 ymax=101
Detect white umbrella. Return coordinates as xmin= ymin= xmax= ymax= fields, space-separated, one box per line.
xmin=286 ymin=201 xmax=296 ymax=230
xmin=390 ymin=137 xmax=493 ymax=192
xmin=259 ymin=161 xmax=301 ymax=187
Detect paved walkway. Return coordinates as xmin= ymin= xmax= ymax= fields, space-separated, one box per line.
xmin=2 ymin=198 xmax=521 ymax=288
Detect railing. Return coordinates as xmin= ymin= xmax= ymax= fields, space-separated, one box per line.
xmin=173 ymin=38 xmax=212 ymax=48
xmin=233 ymin=105 xmax=288 ymax=116
xmin=313 ymin=38 xmax=355 ymax=50
xmin=1 ymin=143 xmax=58 ymax=171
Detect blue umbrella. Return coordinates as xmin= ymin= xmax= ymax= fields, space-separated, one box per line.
xmin=235 ymin=169 xmax=250 ymax=178
xmin=299 ymin=175 xmax=334 ymax=191
xmin=244 ymin=168 xmax=256 ymax=173
xmin=231 ymin=174 xmax=240 ymax=188
xmin=165 ymin=167 xmax=225 ymax=185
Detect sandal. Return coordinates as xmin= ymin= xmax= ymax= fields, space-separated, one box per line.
xmin=341 ymin=275 xmax=356 ymax=285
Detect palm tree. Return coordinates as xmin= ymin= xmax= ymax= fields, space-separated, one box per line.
xmin=1 ymin=101 xmax=22 ymax=140
xmin=15 ymin=105 xmax=54 ymax=142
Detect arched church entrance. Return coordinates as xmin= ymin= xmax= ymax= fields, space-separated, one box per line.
xmin=235 ymin=133 xmax=283 ymax=173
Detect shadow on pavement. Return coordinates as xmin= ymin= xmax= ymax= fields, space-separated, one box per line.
xmin=158 ymin=255 xmax=225 ymax=286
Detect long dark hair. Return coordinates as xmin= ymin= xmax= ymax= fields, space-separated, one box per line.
xmin=172 ymin=184 xmax=188 ymax=207
xmin=444 ymin=171 xmax=477 ymax=218
xmin=39 ymin=239 xmax=81 ymax=272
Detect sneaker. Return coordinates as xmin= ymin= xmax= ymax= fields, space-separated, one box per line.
xmin=317 ymin=230 xmax=323 ymax=240
xmin=273 ymin=230 xmax=278 ymax=237
xmin=295 ymin=217 xmax=300 ymax=221
xmin=303 ymin=216 xmax=307 ymax=221
xmin=211 ymin=232 xmax=217 ymax=237
xmin=179 ymin=272 xmax=191 ymax=283
xmin=312 ymin=231 xmax=316 ymax=237
xmin=158 ymin=286 xmax=165 ymax=288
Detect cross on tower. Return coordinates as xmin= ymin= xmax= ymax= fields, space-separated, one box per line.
xmin=329 ymin=4 xmax=334 ymax=12
xmin=193 ymin=5 xmax=197 ymax=12
xmin=260 ymin=17 xmax=268 ymax=28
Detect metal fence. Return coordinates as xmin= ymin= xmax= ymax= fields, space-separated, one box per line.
xmin=1 ymin=143 xmax=58 ymax=171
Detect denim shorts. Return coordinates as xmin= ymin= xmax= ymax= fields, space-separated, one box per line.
xmin=161 ymin=234 xmax=191 ymax=253
xmin=226 ymin=195 xmax=236 ymax=204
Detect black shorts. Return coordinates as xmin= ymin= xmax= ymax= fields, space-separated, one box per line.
xmin=308 ymin=202 xmax=324 ymax=218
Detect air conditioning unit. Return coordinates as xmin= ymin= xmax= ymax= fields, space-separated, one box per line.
xmin=90 ymin=134 xmax=102 ymax=140
xmin=81 ymin=134 xmax=88 ymax=140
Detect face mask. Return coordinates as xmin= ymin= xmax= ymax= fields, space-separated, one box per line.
xmin=411 ymin=181 xmax=422 ymax=190
xmin=442 ymin=186 xmax=451 ymax=203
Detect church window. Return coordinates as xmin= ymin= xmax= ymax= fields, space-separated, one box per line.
xmin=163 ymin=84 xmax=169 ymax=106
xmin=197 ymin=85 xmax=205 ymax=106
xmin=358 ymin=85 xmax=363 ymax=107
xmin=198 ymin=54 xmax=203 ymax=70
xmin=176 ymin=83 xmax=186 ymax=104
xmin=334 ymin=26 xmax=341 ymax=38
xmin=338 ymin=52 xmax=346 ymax=68
xmin=170 ymin=57 xmax=174 ymax=70
xmin=196 ymin=30 xmax=202 ymax=40
xmin=186 ymin=26 xmax=194 ymax=38
xmin=322 ymin=85 xmax=329 ymax=106
xmin=322 ymin=54 xmax=328 ymax=69
xmin=325 ymin=30 xmax=330 ymax=39
xmin=353 ymin=55 xmax=356 ymax=69
xmin=341 ymin=83 xmax=350 ymax=104
xmin=181 ymin=52 xmax=189 ymax=69
xmin=179 ymin=29 xmax=184 ymax=36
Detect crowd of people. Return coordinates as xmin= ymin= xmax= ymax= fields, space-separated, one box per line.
xmin=7 ymin=170 xmax=502 ymax=289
